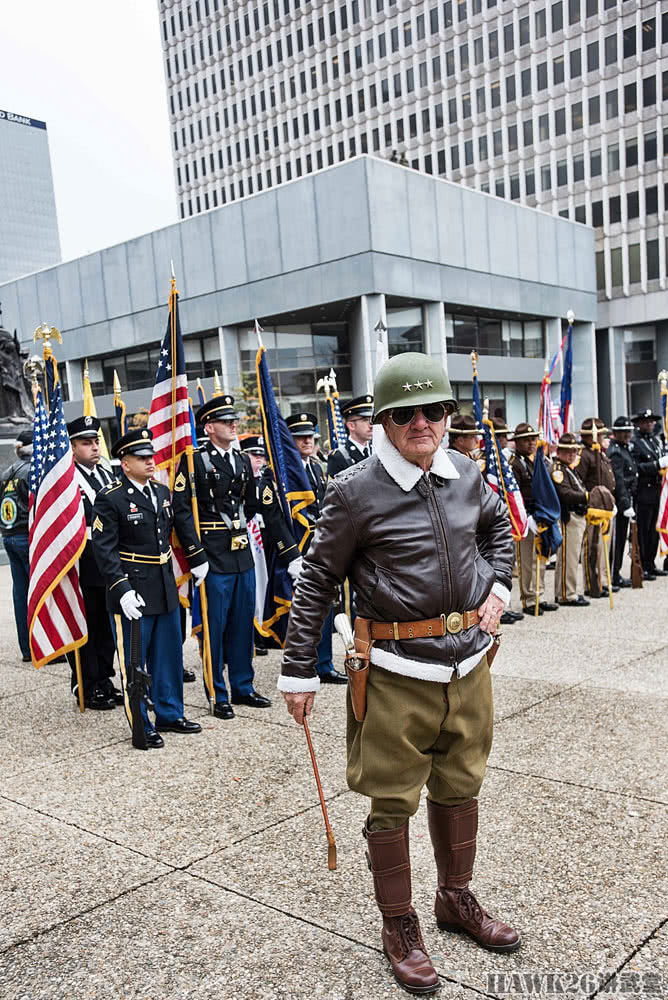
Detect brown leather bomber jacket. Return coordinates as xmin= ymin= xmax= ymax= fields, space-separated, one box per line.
xmin=279 ymin=432 xmax=514 ymax=690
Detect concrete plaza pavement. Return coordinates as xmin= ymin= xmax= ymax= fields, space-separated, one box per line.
xmin=0 ymin=562 xmax=666 ymax=999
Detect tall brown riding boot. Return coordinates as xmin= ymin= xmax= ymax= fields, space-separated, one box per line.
xmin=426 ymin=799 xmax=520 ymax=953
xmin=363 ymin=819 xmax=440 ymax=995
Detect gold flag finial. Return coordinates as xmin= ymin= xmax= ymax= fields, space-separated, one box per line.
xmin=470 ymin=350 xmax=479 ymax=377
xmin=33 ymin=323 xmax=62 ymax=353
xmin=658 ymin=370 xmax=668 ymax=389
xmin=113 ymin=369 xmax=122 ymax=396
xmin=83 ymin=358 xmax=89 ymax=380
xmin=213 ymin=370 xmax=223 ymax=396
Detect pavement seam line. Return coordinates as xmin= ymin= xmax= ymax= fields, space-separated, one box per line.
xmin=590 ymin=915 xmax=668 ymax=999
xmin=185 ymin=870 xmax=495 ymax=998
xmin=486 ymin=764 xmax=668 ymax=806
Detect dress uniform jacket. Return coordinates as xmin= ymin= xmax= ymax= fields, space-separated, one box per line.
xmin=256 ymin=467 xmax=301 ymax=565
xmin=92 ymin=475 xmax=204 ymax=615
xmin=606 ymin=441 xmax=637 ymax=512
xmin=550 ymin=459 xmax=587 ymax=522
xmin=630 ymin=432 xmax=665 ymax=504
xmin=301 ymin=456 xmax=327 ymax=553
xmin=327 ymin=440 xmax=370 ymax=477
xmin=576 ymin=446 xmax=616 ymax=496
xmin=172 ymin=442 xmax=258 ymax=574
xmin=74 ymin=463 xmax=116 ymax=586
xmin=509 ymin=454 xmax=534 ymax=513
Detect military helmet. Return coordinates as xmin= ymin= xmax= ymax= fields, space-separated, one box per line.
xmin=372 ymin=353 xmax=457 ymax=424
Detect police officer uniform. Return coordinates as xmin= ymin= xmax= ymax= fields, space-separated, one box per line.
xmin=606 ymin=417 xmax=638 ymax=587
xmin=510 ymin=423 xmax=556 ymax=613
xmin=66 ymin=416 xmax=120 ymax=709
xmin=577 ymin=418 xmax=617 ymax=595
xmin=326 ymin=395 xmax=374 ymax=477
xmin=551 ymin=434 xmax=589 ymax=606
xmin=172 ymin=397 xmax=272 ymax=717
xmin=631 ymin=409 xmax=668 ymax=579
xmin=286 ymin=411 xmax=346 ymax=684
xmin=92 ymin=429 xmax=204 ymax=746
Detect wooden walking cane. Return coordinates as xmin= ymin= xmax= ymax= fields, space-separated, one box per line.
xmin=303 ymin=716 xmax=337 ymax=870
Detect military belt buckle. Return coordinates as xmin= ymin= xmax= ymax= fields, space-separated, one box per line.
xmin=446 ymin=612 xmax=463 ymax=634
xmin=230 ymin=531 xmax=248 ymax=551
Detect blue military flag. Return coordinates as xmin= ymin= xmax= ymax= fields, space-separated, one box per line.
xmin=532 ymin=445 xmax=562 ymax=557
xmin=560 ymin=318 xmax=574 ymax=432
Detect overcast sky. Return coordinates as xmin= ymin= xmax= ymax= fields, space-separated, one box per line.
xmin=1 ymin=0 xmax=177 ymax=262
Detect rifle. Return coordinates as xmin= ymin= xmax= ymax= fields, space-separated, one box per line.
xmin=127 ymin=618 xmax=151 ymax=751
xmin=630 ymin=520 xmax=644 ymax=589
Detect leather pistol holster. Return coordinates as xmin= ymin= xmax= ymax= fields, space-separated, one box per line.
xmin=346 ymin=616 xmax=372 ymax=723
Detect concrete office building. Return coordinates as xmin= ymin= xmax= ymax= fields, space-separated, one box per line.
xmin=0 ymin=159 xmax=596 ymax=437
xmin=158 ymin=0 xmax=666 ymax=415
xmin=0 ymin=108 xmax=61 ymax=283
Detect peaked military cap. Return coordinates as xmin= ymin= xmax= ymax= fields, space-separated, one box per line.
xmin=612 ymin=416 xmax=634 ymax=432
xmin=286 ymin=411 xmax=317 ymax=436
xmin=111 ymin=427 xmax=154 ymax=459
xmin=556 ymin=432 xmax=579 ymax=449
xmin=580 ymin=417 xmax=608 ymax=434
xmin=341 ymin=394 xmax=374 ymax=419
xmin=632 ymin=408 xmax=660 ymax=422
xmin=67 ymin=415 xmax=101 ymax=440
xmin=448 ymin=413 xmax=480 ymax=436
xmin=196 ymin=395 xmax=239 ymax=424
xmin=239 ymin=434 xmax=265 ymax=455
xmin=513 ymin=422 xmax=539 ymax=439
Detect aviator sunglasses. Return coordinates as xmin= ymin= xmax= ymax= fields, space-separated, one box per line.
xmin=389 ymin=402 xmax=452 ymax=426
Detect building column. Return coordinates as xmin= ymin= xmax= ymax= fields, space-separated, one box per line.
xmin=350 ymin=293 xmax=386 ymax=395
xmin=422 ymin=301 xmax=448 ymax=373
xmin=572 ymin=321 xmax=598 ymax=424
xmin=219 ymin=325 xmax=241 ymax=394
xmin=66 ymin=360 xmax=83 ymax=403
xmin=606 ymin=327 xmax=626 ymax=421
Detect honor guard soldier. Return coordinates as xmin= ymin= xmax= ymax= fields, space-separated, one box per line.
xmin=286 ymin=411 xmax=347 ymax=684
xmin=510 ymin=423 xmax=558 ymax=615
xmin=607 ymin=417 xmax=638 ymax=588
xmin=631 ymin=409 xmax=668 ymax=580
xmin=67 ymin=416 xmax=121 ymax=709
xmin=93 ymin=429 xmax=205 ymax=748
xmin=578 ymin=418 xmax=617 ymax=595
xmin=551 ymin=434 xmax=590 ymax=607
xmin=172 ymin=396 xmax=272 ymax=719
xmin=327 ymin=395 xmax=374 ymax=476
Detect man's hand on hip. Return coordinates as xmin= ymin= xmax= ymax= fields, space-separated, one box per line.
xmin=282 ymin=691 xmax=316 ymax=725
xmin=478 ymin=593 xmax=505 ymax=634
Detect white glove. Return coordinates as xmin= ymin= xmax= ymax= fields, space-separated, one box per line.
xmin=527 ymin=515 xmax=538 ymax=535
xmin=191 ymin=561 xmax=209 ymax=587
xmin=120 ymin=590 xmax=146 ymax=620
xmin=623 ymin=506 xmax=635 ymax=519
xmin=659 ymin=455 xmax=668 ymax=469
xmin=287 ymin=557 xmax=303 ymax=584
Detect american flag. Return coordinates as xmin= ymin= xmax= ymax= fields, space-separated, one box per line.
xmin=28 ymin=367 xmax=87 ymax=667
xmin=472 ymin=370 xmax=528 ymax=541
xmin=148 ymin=280 xmax=192 ymax=487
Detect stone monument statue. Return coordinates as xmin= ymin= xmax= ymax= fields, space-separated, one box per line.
xmin=0 ymin=304 xmax=35 ymax=429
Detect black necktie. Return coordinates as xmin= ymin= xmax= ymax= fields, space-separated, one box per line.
xmin=224 ymin=451 xmax=233 ymax=471
xmin=143 ymin=485 xmax=155 ymax=512
xmin=363 ymin=445 xmax=370 ymax=458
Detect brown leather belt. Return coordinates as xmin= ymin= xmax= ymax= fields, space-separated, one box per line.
xmin=370 ymin=610 xmax=480 ymax=640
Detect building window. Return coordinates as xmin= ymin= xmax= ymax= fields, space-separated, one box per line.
xmin=538 ymin=62 xmax=549 ymax=90
xmin=606 ymin=88 xmax=618 ymax=119
xmin=596 ymin=251 xmax=605 ymax=290
xmin=536 ymin=8 xmax=547 ymax=37
xmin=553 ymin=56 xmax=564 ymax=85
xmin=623 ymin=25 xmax=636 ymax=59
xmin=541 ymin=164 xmax=552 ymax=191
xmin=587 ymin=40 xmax=599 ymax=71
xmin=609 ymin=195 xmax=621 ymax=224
xmin=505 ymin=75 xmax=516 ymax=102
xmin=493 ymin=130 xmax=503 ymax=156
xmin=539 ymin=113 xmax=550 ymax=141
xmin=644 ymin=132 xmax=657 ymax=161
xmin=572 ymin=102 xmax=583 ymax=129
xmin=552 ymin=1 xmax=563 ymax=32
xmin=604 ymin=33 xmax=617 ymax=65
xmin=642 ymin=17 xmax=656 ymax=51
xmin=645 ymin=186 xmax=658 ymax=214
xmin=519 ymin=16 xmax=530 ymax=45
xmin=647 ymin=239 xmax=660 ymax=280
xmin=387 ymin=308 xmax=424 ymax=356
xmin=503 ymin=22 xmax=513 ymax=52
xmin=589 ymin=95 xmax=600 ymax=124
xmin=624 ymin=82 xmax=637 ymax=113
xmin=523 ymin=119 xmax=534 ymax=146
xmin=643 ymin=75 xmax=656 ymax=107
xmin=608 ymin=143 xmax=620 ymax=173
xmin=479 ymin=135 xmax=488 ymax=160
xmin=610 ymin=248 xmax=623 ymax=287
xmin=557 ymin=160 xmax=568 ymax=186
xmin=555 ymin=107 xmax=566 ymax=135
xmin=573 ymin=154 xmax=584 ymax=181
xmin=570 ymin=48 xmax=582 ymax=77
xmin=525 ymin=169 xmax=536 ymax=195
xmin=626 ymin=138 xmax=638 ymax=167
xmin=521 ymin=68 xmax=531 ymax=96
xmin=591 ymin=148 xmax=602 ymax=176
xmin=627 ymin=191 xmax=639 ymax=219
xmin=592 ymin=200 xmax=603 ymax=226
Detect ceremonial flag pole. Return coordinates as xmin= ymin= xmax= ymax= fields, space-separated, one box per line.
xmin=657 ymin=370 xmax=668 ymax=555
xmin=560 ymin=310 xmax=575 ymax=433
xmin=29 ymin=324 xmax=88 ymax=712
xmin=196 ymin=378 xmax=206 ymax=407
xmin=82 ymin=359 xmax=111 ymax=463
xmin=113 ymin=370 xmax=127 ymax=437
xmin=147 ymin=273 xmax=215 ymax=708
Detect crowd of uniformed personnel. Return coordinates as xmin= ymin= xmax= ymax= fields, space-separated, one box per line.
xmin=449 ymin=407 xmax=668 ymax=623
xmin=2 ymin=393 xmax=666 ymax=748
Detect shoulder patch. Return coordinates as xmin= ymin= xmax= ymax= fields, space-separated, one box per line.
xmin=174 ymin=471 xmax=186 ymax=492
xmin=262 ymin=484 xmax=273 ymax=505
xmin=552 ymin=468 xmax=564 ymax=484
xmin=93 ymin=516 xmax=103 ymax=532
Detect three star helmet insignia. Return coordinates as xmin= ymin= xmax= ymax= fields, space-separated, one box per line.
xmin=401 ymin=379 xmax=434 ymax=392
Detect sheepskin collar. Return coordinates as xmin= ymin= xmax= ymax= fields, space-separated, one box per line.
xmin=373 ymin=426 xmax=460 ymax=492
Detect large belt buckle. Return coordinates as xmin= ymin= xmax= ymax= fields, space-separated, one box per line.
xmin=446 ymin=611 xmax=463 ymax=634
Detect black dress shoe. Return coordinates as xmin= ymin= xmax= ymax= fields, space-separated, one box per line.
xmin=584 ymin=590 xmax=605 ymax=598
xmin=509 ymin=611 xmax=524 ymax=621
xmin=558 ymin=596 xmax=591 ymax=607
xmin=22 ymin=654 xmax=31 ymax=662
xmin=101 ymin=679 xmax=124 ymax=705
xmin=182 ymin=668 xmax=196 ymax=683
xmin=213 ymin=702 xmax=235 ymax=719
xmin=652 ymin=567 xmax=668 ymax=577
xmin=613 ymin=577 xmax=632 ymax=588
xmin=155 ymin=716 xmax=202 ymax=734
xmin=500 ymin=611 xmax=516 ymax=625
xmin=319 ymin=669 xmax=348 ymax=684
xmin=522 ymin=606 xmax=543 ymax=616
xmin=145 ymin=731 xmax=164 ymax=749
xmin=231 ymin=692 xmax=272 ymax=707
xmin=539 ymin=602 xmax=559 ymax=612
xmin=643 ymin=571 xmax=657 ymax=581
xmin=254 ymin=647 xmax=268 ymax=656
xmin=82 ymin=686 xmax=116 ymax=711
